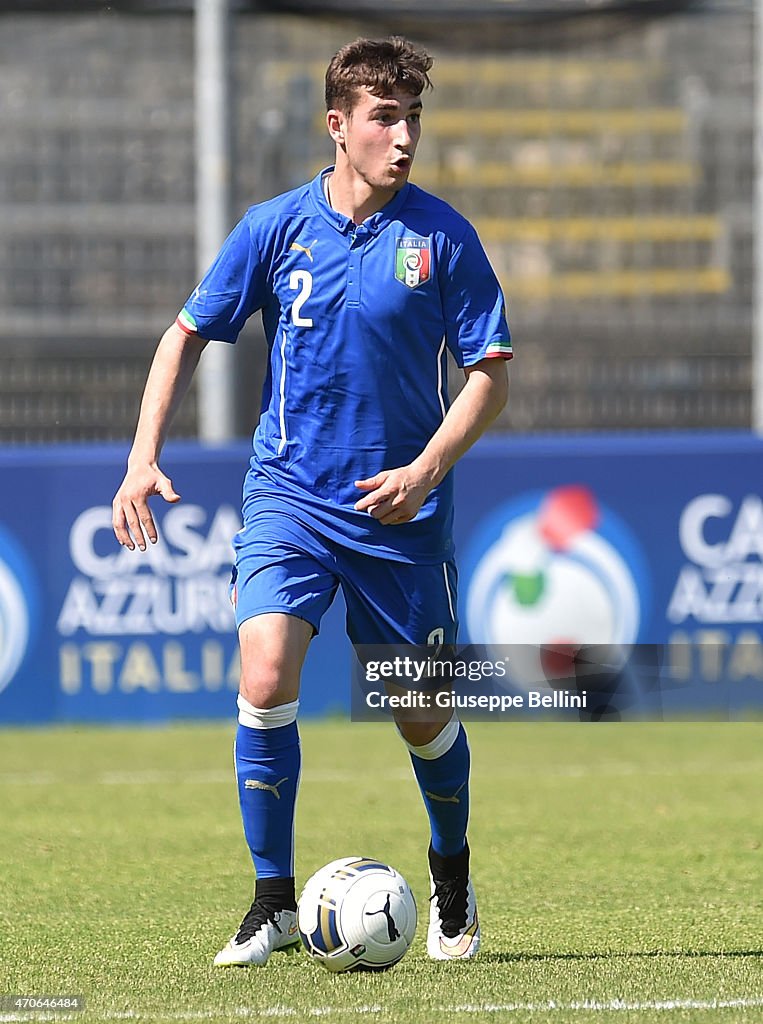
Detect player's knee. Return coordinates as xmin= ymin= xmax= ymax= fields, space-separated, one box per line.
xmin=396 ymin=718 xmax=448 ymax=748
xmin=397 ymin=711 xmax=461 ymax=753
xmin=239 ymin=658 xmax=298 ymax=708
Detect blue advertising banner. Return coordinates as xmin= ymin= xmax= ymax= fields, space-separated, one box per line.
xmin=1 ymin=433 xmax=762 ymax=723
xmin=455 ymin=433 xmax=763 ymax=717
xmin=0 ymin=443 xmax=349 ymax=724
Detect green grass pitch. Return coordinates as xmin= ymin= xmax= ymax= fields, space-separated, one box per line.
xmin=1 ymin=720 xmax=761 ymax=1024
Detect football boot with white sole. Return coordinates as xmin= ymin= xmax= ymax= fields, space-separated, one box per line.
xmin=214 ymin=902 xmax=300 ymax=966
xmin=427 ymin=841 xmax=480 ymax=961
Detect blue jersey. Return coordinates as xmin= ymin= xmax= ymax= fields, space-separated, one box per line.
xmin=178 ymin=169 xmax=511 ymax=564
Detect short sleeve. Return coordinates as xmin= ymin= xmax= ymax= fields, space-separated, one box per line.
xmin=176 ymin=215 xmax=268 ymax=344
xmin=441 ymin=224 xmax=512 ymax=367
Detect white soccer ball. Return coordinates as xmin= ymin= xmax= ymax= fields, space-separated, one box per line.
xmin=297 ymin=857 xmax=417 ymax=972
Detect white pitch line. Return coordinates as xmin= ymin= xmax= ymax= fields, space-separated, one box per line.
xmin=2 ymin=996 xmax=763 ymax=1021
xmin=450 ymin=998 xmax=763 ymax=1012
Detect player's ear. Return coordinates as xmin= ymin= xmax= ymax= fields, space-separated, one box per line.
xmin=326 ymin=109 xmax=346 ymax=146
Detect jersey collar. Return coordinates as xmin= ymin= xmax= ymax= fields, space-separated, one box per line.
xmin=309 ymin=167 xmax=411 ymax=234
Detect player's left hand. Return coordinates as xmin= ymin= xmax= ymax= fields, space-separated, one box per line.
xmin=354 ymin=466 xmax=432 ymax=525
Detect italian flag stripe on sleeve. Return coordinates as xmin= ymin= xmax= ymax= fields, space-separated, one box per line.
xmin=177 ymin=309 xmax=198 ymax=334
xmin=486 ymin=339 xmax=513 ymax=358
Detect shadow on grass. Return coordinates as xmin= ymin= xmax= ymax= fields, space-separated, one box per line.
xmin=482 ymin=950 xmax=763 ymax=964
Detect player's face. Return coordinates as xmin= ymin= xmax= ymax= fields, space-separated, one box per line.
xmin=335 ymin=88 xmax=422 ymax=192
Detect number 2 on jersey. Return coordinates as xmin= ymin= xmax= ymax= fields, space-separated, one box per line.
xmin=289 ymin=270 xmax=313 ymax=327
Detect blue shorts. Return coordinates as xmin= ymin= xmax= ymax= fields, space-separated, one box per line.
xmin=231 ymin=508 xmax=458 ymax=646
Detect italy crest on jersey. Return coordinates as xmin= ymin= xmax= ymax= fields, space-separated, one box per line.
xmin=395 ymin=236 xmax=431 ymax=289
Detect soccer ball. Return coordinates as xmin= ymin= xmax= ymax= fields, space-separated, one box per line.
xmin=297 ymin=857 xmax=417 ymax=972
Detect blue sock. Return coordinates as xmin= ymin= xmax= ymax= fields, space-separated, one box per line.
xmin=407 ymin=717 xmax=470 ymax=857
xmin=235 ymin=696 xmax=301 ymax=881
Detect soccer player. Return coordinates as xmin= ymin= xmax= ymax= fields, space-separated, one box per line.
xmin=112 ymin=36 xmax=511 ymax=965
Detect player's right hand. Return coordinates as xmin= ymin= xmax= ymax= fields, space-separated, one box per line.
xmin=112 ymin=463 xmax=180 ymax=551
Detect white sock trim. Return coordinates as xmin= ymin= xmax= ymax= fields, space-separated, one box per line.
xmin=403 ymin=713 xmax=460 ymax=760
xmin=237 ymin=695 xmax=299 ymax=729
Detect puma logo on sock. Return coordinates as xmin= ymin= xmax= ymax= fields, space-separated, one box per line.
xmin=244 ymin=777 xmax=288 ymax=799
xmin=424 ymin=781 xmax=467 ymax=804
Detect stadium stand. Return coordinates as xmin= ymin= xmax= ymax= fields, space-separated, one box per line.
xmin=0 ymin=3 xmax=753 ymax=439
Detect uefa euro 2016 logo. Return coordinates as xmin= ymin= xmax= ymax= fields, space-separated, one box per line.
xmin=0 ymin=526 xmax=36 ymax=695
xmin=461 ymin=486 xmax=648 ymax=688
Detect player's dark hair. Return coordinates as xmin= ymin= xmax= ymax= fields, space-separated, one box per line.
xmin=325 ymin=36 xmax=433 ymax=114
